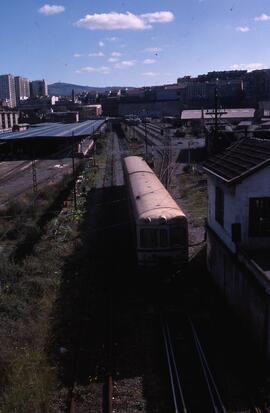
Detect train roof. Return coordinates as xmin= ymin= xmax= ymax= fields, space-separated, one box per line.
xmin=124 ymin=156 xmax=186 ymax=223
xmin=124 ymin=155 xmax=154 ymax=175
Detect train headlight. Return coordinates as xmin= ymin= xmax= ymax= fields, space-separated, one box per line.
xmin=160 ymin=215 xmax=167 ymax=224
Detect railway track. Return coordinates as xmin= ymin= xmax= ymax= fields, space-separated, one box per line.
xmin=145 ymin=122 xmax=162 ymax=135
xmin=253 ymin=408 xmax=270 ymax=413
xmin=162 ymin=313 xmax=227 ymax=413
xmin=103 ymin=133 xmax=124 ymax=187
xmin=117 ymin=123 xmax=131 ymax=154
xmin=0 ymin=160 xmax=32 ymax=185
xmin=67 ymin=136 xmax=117 ymax=413
xmin=103 ymin=135 xmax=114 ymax=187
xmin=158 ymin=146 xmax=170 ymax=187
xmin=127 ymin=124 xmax=175 ymax=189
xmin=133 ymin=124 xmax=162 ymax=147
xmin=0 ymin=144 xmax=73 ymax=186
xmin=0 ymin=144 xmax=77 ymax=209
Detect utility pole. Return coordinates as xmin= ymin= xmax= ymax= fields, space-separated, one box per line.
xmin=201 ymin=107 xmax=205 ymax=136
xmin=188 ymin=141 xmax=191 ymax=165
xmin=205 ymin=84 xmax=227 ymax=155
xmin=167 ymin=128 xmax=172 ymax=189
xmin=214 ymin=86 xmax=218 ymax=151
xmin=72 ymin=132 xmax=77 ymax=210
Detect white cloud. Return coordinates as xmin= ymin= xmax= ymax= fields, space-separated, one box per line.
xmin=106 ymin=36 xmax=118 ymax=42
xmin=108 ymin=57 xmax=119 ymax=62
xmin=254 ymin=13 xmax=270 ymax=21
xmin=144 ymin=47 xmax=162 ymax=53
xmin=76 ymin=66 xmax=111 ymax=74
xmin=89 ymin=52 xmax=105 ymax=57
xmin=143 ymin=59 xmax=156 ymax=64
xmin=114 ymin=60 xmax=136 ymax=69
xmin=140 ymin=11 xmax=174 ymax=24
xmin=142 ymin=72 xmax=158 ymax=76
xmin=38 ymin=4 xmax=65 ymax=15
xmin=236 ymin=26 xmax=250 ymax=32
xmin=73 ymin=52 xmax=105 ymax=58
xmin=75 ymin=12 xmax=149 ymax=30
xmin=230 ymin=63 xmax=265 ymax=71
xmin=98 ymin=41 xmax=105 ymax=47
xmin=111 ymin=51 xmax=122 ymax=57
xmin=74 ymin=11 xmax=174 ymax=30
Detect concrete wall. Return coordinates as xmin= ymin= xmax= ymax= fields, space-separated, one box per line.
xmin=118 ymin=100 xmax=181 ymax=117
xmin=207 ymin=227 xmax=270 ymax=358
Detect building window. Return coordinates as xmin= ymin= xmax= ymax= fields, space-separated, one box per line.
xmin=215 ymin=186 xmax=224 ymax=226
xmin=249 ymin=197 xmax=270 ymax=237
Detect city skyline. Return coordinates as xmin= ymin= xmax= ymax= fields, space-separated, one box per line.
xmin=2 ymin=0 xmax=270 ymax=87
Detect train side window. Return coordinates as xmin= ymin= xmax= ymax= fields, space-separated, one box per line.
xmin=160 ymin=229 xmax=168 ymax=247
xmin=140 ymin=229 xmax=158 ymax=248
xmin=170 ymin=227 xmax=183 ymax=247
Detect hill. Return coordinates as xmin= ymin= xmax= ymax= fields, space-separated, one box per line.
xmin=48 ymin=82 xmax=131 ymax=96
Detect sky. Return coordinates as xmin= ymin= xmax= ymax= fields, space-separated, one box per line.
xmin=1 ymin=0 xmax=270 ymax=87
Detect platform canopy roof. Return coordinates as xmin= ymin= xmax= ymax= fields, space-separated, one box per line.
xmin=0 ymin=119 xmax=106 ymax=141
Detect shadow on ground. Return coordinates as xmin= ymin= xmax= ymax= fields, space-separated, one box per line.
xmin=50 ymin=184 xmax=171 ymax=412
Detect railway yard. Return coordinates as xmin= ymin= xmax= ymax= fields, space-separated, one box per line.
xmin=0 ymin=121 xmax=269 ymax=412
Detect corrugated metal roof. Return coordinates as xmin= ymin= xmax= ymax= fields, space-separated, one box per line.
xmin=181 ymin=108 xmax=255 ymax=120
xmin=203 ymin=138 xmax=270 ymax=183
xmin=0 ymin=119 xmax=106 ymax=140
xmin=237 ymin=121 xmax=252 ymax=126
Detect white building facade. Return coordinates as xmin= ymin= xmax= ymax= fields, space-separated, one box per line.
xmin=204 ymin=139 xmax=270 ymax=359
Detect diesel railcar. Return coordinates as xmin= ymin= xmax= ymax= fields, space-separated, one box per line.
xmin=123 ymin=156 xmax=188 ymax=270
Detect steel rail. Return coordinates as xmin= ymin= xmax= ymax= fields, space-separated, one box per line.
xmin=161 ymin=315 xmax=188 ymax=413
xmin=189 ymin=318 xmax=227 ymax=413
xmin=0 ymin=143 xmax=75 ymax=188
xmin=161 ymin=320 xmax=180 ymax=413
xmin=165 ymin=320 xmax=188 ymax=413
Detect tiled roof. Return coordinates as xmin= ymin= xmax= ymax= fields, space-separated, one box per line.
xmin=203 ymin=138 xmax=270 ymax=183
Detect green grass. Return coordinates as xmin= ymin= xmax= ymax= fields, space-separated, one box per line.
xmin=0 ymin=133 xmax=112 ymax=412
xmin=179 ymin=172 xmax=208 ymax=227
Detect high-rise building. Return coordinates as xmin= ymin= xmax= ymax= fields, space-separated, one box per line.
xmin=15 ymin=76 xmax=30 ymax=104
xmin=0 ymin=74 xmax=16 ymax=108
xmin=30 ymin=79 xmax=48 ymax=98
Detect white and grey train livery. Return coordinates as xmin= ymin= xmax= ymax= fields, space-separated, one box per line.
xmin=123 ymin=156 xmax=188 ymax=270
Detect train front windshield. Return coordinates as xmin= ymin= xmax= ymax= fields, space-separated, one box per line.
xmin=140 ymin=226 xmax=186 ymax=249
